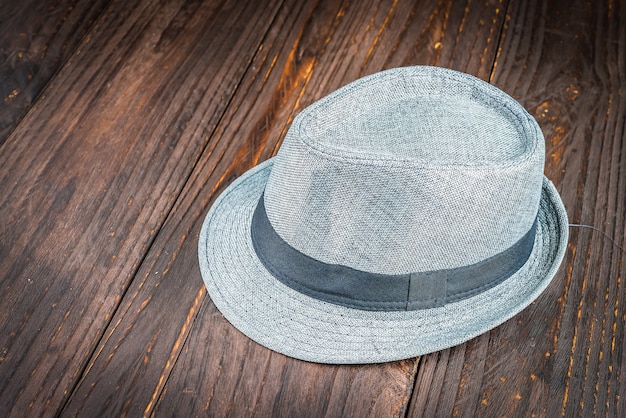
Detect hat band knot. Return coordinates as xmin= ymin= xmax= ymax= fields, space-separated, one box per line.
xmin=251 ymin=194 xmax=537 ymax=311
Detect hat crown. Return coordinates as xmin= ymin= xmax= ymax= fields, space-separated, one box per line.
xmin=263 ymin=67 xmax=545 ymax=275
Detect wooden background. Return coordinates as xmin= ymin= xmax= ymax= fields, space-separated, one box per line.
xmin=0 ymin=0 xmax=624 ymax=416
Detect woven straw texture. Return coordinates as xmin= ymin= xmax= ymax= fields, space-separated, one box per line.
xmin=199 ymin=162 xmax=567 ymax=363
xmin=264 ymin=67 xmax=544 ymax=274
xmin=198 ymin=66 xmax=569 ymax=364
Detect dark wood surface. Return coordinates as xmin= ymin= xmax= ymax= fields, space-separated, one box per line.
xmin=0 ymin=0 xmax=111 ymax=145
xmin=0 ymin=0 xmax=623 ymax=416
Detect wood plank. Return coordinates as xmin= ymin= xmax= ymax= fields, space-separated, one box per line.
xmin=155 ymin=2 xmax=509 ymax=416
xmin=0 ymin=0 xmax=283 ymax=415
xmin=58 ymin=0 xmax=509 ymax=416
xmin=61 ymin=0 xmax=334 ymax=414
xmin=0 ymin=0 xmax=110 ymax=145
xmin=409 ymin=0 xmax=626 ymax=416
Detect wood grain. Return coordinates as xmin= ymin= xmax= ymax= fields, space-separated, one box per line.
xmin=54 ymin=0 xmax=510 ymax=416
xmin=0 ymin=0 xmax=282 ymax=415
xmin=0 ymin=0 xmax=110 ymax=145
xmin=408 ymin=0 xmax=626 ymax=416
xmin=1 ymin=0 xmax=622 ymax=416
xmin=157 ymin=0 xmax=510 ymax=415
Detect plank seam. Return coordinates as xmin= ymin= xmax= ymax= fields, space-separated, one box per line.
xmin=405 ymin=0 xmax=514 ymax=414
xmin=55 ymin=1 xmax=288 ymax=416
xmin=488 ymin=0 xmax=512 ymax=83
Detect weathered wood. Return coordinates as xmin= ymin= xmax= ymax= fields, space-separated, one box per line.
xmin=61 ymin=0 xmax=338 ymax=415
xmin=0 ymin=0 xmax=110 ymax=145
xmin=55 ymin=0 xmax=509 ymax=416
xmin=409 ymin=0 xmax=626 ymax=416
xmin=2 ymin=0 xmax=621 ymax=416
xmin=0 ymin=0 xmax=283 ymax=415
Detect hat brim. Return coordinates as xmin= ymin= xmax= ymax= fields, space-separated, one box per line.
xmin=198 ymin=158 xmax=569 ymax=364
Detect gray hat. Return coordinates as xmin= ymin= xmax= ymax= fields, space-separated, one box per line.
xmin=198 ymin=66 xmax=568 ymax=364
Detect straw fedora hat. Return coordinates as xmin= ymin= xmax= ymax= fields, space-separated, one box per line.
xmin=198 ymin=66 xmax=568 ymax=364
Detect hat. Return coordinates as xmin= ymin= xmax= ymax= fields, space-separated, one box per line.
xmin=198 ymin=66 xmax=568 ymax=364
